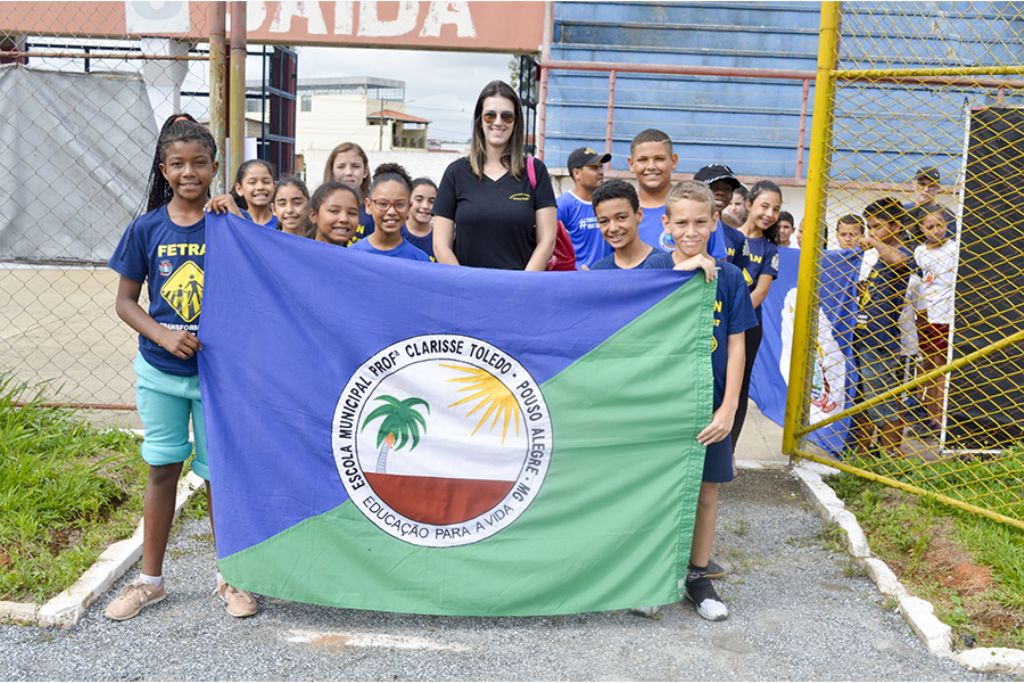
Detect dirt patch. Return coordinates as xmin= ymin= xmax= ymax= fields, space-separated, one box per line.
xmin=921 ymin=520 xmax=994 ymax=596
xmin=840 ymin=480 xmax=1024 ymax=648
xmin=310 ymin=634 xmax=350 ymax=652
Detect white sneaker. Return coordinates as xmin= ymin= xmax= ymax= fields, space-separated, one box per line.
xmin=684 ymin=576 xmax=729 ymax=621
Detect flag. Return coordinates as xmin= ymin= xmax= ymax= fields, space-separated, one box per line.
xmin=198 ymin=214 xmax=716 ymax=616
xmin=750 ymin=247 xmax=861 ymax=455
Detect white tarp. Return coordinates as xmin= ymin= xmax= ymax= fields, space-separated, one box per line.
xmin=0 ymin=65 xmax=156 ymax=262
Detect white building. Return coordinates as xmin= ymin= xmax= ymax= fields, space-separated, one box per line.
xmin=293 ymin=76 xmax=437 ymax=183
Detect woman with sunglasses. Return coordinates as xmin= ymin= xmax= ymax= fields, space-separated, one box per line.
xmin=433 ymin=80 xmax=557 ymax=270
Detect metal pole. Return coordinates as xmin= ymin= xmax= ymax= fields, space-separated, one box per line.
xmin=795 ymin=78 xmax=810 ymax=179
xmin=379 ymin=87 xmax=385 ymax=151
xmin=604 ymin=70 xmax=616 ymax=155
xmin=781 ymin=1 xmax=841 ymax=456
xmin=535 ymin=0 xmax=553 ymax=161
xmin=229 ymin=1 xmax=246 ymax=180
xmin=208 ymin=1 xmax=227 ymax=194
xmin=537 ymin=66 xmax=548 ymax=161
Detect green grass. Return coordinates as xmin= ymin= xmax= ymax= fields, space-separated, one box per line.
xmin=840 ymin=446 xmax=1024 ymax=522
xmin=0 ymin=377 xmax=149 ymax=603
xmin=826 ymin=468 xmax=1024 ymax=648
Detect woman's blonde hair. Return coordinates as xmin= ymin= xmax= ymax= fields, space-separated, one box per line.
xmin=468 ymin=80 xmax=525 ymax=180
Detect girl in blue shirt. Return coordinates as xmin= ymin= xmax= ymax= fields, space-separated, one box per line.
xmin=105 ymin=119 xmax=258 ymax=621
xmin=350 ymin=164 xmax=430 ymax=262
xmin=232 ymin=159 xmax=279 ymax=229
xmin=732 ymin=180 xmax=782 ymax=451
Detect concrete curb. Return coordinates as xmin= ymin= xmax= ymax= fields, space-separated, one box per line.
xmin=791 ymin=462 xmax=1024 ymax=676
xmin=736 ymin=459 xmax=788 ymax=470
xmin=0 ymin=472 xmax=204 ymax=628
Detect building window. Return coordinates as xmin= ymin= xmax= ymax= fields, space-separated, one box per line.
xmin=301 ymin=95 xmax=312 ymax=112
xmin=246 ymin=99 xmax=260 ymax=113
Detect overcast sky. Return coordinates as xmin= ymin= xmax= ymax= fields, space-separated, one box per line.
xmin=295 ymin=46 xmax=513 ymax=141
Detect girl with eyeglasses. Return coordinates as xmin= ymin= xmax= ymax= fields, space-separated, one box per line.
xmin=349 ymin=163 xmax=431 ymax=262
xmin=432 ymin=80 xmax=557 ymax=270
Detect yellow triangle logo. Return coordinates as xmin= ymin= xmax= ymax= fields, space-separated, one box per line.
xmin=160 ymin=260 xmax=204 ymax=323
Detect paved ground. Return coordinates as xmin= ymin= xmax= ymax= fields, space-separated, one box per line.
xmin=0 ymin=469 xmax=1005 ymax=681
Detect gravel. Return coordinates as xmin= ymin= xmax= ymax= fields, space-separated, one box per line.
xmin=0 ymin=469 xmax=1008 ymax=681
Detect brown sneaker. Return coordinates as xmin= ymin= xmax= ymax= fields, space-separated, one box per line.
xmin=215 ymin=581 xmax=257 ymax=618
xmin=104 ymin=581 xmax=166 ymax=621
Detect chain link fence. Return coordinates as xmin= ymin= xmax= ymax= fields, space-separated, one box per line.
xmin=788 ymin=2 xmax=1024 ymax=529
xmin=0 ymin=4 xmax=214 ymax=416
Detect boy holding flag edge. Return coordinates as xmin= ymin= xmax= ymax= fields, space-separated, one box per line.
xmin=643 ymin=181 xmax=758 ymax=621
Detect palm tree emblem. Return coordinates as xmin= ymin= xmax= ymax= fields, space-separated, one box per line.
xmin=361 ymin=395 xmax=430 ymax=473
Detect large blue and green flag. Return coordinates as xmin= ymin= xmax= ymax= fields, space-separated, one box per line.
xmin=199 ymin=214 xmax=715 ymax=616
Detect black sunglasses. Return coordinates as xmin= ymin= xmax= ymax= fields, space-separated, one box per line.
xmin=482 ymin=110 xmax=516 ymax=124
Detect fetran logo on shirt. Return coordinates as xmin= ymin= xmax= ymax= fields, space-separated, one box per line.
xmin=161 ymin=260 xmax=204 ymax=322
xmin=509 ymin=193 xmax=531 ymax=201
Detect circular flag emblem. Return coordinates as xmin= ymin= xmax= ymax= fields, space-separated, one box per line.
xmin=331 ymin=334 xmax=552 ymax=547
xmin=659 ymin=231 xmax=675 ymax=251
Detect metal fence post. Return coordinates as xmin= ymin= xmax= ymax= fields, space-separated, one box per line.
xmin=781 ymin=1 xmax=841 ymax=456
xmin=209 ymin=1 xmax=227 ymax=194
xmin=229 ymin=1 xmax=246 ymax=178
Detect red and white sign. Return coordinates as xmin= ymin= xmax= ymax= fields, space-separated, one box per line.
xmin=0 ymin=1 xmax=546 ymax=53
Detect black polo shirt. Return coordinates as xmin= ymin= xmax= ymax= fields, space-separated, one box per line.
xmin=433 ymin=157 xmax=557 ymax=270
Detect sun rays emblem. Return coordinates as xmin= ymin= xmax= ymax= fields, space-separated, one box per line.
xmin=442 ymin=363 xmax=521 ymax=442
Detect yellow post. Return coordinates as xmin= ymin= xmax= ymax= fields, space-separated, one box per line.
xmin=782 ymin=1 xmax=842 ymax=456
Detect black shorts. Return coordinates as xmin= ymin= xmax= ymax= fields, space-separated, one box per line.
xmin=703 ymin=435 xmax=736 ymax=483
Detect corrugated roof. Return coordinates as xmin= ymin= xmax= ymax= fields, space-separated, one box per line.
xmin=367 ymin=109 xmax=430 ymax=124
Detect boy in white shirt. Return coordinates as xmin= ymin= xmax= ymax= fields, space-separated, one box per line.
xmin=913 ymin=208 xmax=958 ymax=433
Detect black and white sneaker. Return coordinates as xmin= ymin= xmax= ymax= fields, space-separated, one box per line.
xmin=705 ymin=559 xmax=727 ymax=579
xmin=684 ymin=575 xmax=729 ymax=621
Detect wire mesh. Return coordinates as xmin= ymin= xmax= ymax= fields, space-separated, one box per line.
xmin=0 ymin=5 xmax=212 ymax=414
xmin=793 ymin=2 xmax=1024 ymax=529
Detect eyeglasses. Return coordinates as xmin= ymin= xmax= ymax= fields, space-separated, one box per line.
xmin=371 ymin=199 xmax=409 ymax=212
xmin=482 ymin=110 xmax=516 ymax=124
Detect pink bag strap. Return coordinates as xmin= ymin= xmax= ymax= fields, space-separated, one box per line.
xmin=526 ymin=155 xmax=537 ymax=190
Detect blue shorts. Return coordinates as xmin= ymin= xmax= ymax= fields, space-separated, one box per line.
xmin=855 ymin=344 xmax=903 ymax=423
xmin=134 ymin=353 xmax=209 ymax=480
xmin=703 ymin=435 xmax=736 ymax=483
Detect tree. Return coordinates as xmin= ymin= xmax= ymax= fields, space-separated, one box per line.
xmin=361 ymin=395 xmax=430 ymax=474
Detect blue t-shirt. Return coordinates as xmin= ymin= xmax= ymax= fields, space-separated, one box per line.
xmin=350 ymin=238 xmax=431 ymax=262
xmin=637 ymin=205 xmax=671 ymax=252
xmin=719 ymin=221 xmax=748 ymax=269
xmin=856 ymin=246 xmax=914 ymax=354
xmin=644 ymin=254 xmax=757 ymax=408
xmin=742 ymin=235 xmax=780 ymax=323
xmin=741 ymin=236 xmax=780 ymax=289
xmin=240 ymin=208 xmax=279 ymax=230
xmin=400 ymin=226 xmax=435 ymax=261
xmin=107 ymin=205 xmax=205 ymax=377
xmin=556 ymin=191 xmax=611 ymax=268
xmin=641 ymin=205 xmax=727 ymax=258
xmin=347 ymin=207 xmax=376 ymax=245
xmin=589 ymin=248 xmax=656 ymax=270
